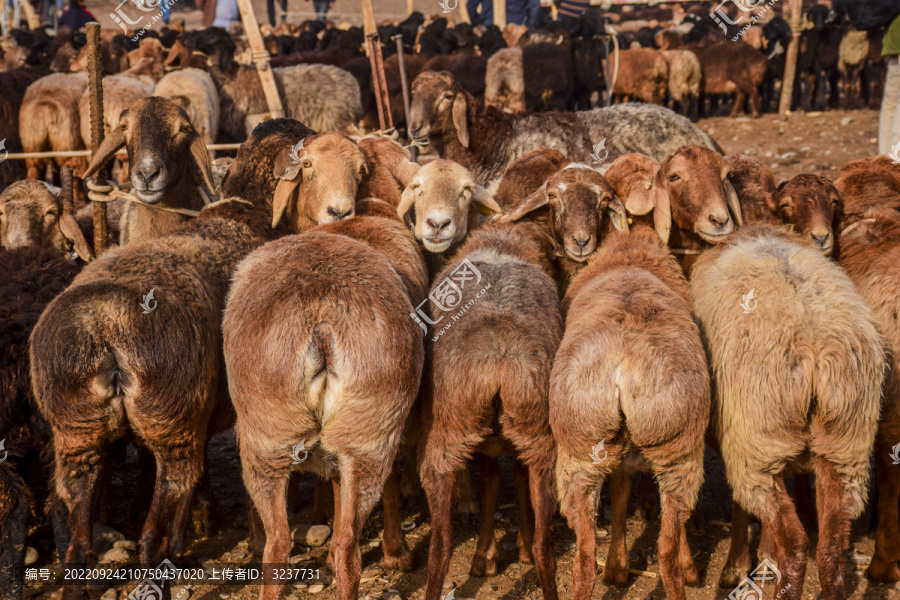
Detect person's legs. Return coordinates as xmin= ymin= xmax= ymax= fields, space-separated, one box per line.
xmin=313 ymin=0 xmax=328 ymax=21
xmin=160 ymin=0 xmax=171 ymax=24
xmin=266 ymin=0 xmax=276 ymax=25
xmin=879 ymin=55 xmax=900 ymax=154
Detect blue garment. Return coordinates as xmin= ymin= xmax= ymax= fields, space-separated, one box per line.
xmin=213 ymin=0 xmax=239 ymax=29
xmin=507 ymin=0 xmax=540 ymax=26
xmin=160 ymin=0 xmax=171 ymax=24
xmin=313 ymin=0 xmax=329 ymax=21
xmin=467 ymin=0 xmax=492 ymax=26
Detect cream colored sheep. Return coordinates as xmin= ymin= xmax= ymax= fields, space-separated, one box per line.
xmin=153 ymin=68 xmax=221 ymax=145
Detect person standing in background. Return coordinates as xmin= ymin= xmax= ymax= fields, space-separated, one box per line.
xmin=467 ymin=0 xmax=493 ymax=26
xmin=881 ymin=12 xmax=900 ymax=155
xmin=213 ymin=0 xmax=239 ymax=29
xmin=267 ymin=0 xmax=287 ymax=25
xmin=58 ymin=0 xmax=94 ymax=29
xmin=306 ymin=0 xmax=331 ymax=21
xmin=556 ymin=0 xmax=588 ymax=32
xmin=508 ymin=0 xmax=541 ymax=27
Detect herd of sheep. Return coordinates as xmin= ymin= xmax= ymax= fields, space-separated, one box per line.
xmin=2 ymin=4 xmax=900 ymax=600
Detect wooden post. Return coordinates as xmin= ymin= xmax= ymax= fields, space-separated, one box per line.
xmin=366 ymin=35 xmax=387 ymax=131
xmin=458 ymin=1 xmax=470 ymax=24
xmin=86 ymin=23 xmax=109 ymax=255
xmin=778 ymin=0 xmax=803 ymax=116
xmin=235 ymin=0 xmax=285 ymax=120
xmin=20 ymin=0 xmax=40 ymax=30
xmin=494 ymin=0 xmax=506 ymax=28
xmin=373 ymin=36 xmax=393 ymax=130
xmin=60 ymin=167 xmax=75 ymax=221
xmin=406 ymin=0 xmax=414 ymax=16
xmin=395 ymin=35 xmax=411 ymax=129
xmin=361 ymin=0 xmax=376 ymax=37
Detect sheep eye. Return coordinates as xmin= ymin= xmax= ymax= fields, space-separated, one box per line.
xmin=547 ymin=191 xmax=557 ymax=199
xmin=667 ymin=173 xmax=680 ymax=182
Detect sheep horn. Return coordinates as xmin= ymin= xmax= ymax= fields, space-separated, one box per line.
xmin=82 ymin=125 xmax=127 ymax=180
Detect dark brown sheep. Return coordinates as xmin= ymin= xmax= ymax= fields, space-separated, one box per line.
xmin=0 ymin=180 xmax=92 ymax=260
xmin=552 ymin=226 xmax=709 ymax=600
xmin=689 ymin=41 xmax=767 ymax=117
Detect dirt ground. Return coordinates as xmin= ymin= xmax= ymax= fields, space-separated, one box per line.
xmin=19 ymin=111 xmax=894 ymax=600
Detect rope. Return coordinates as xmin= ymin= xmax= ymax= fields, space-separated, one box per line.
xmin=86 ymin=179 xmax=205 ymax=218
xmin=669 ymin=248 xmax=704 ymax=255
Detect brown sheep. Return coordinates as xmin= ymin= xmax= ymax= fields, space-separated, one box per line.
xmin=552 ymin=226 xmax=709 ymax=600
xmin=356 ymin=136 xmax=421 ymax=208
xmin=691 ymin=223 xmax=885 ymax=600
xmin=0 ymin=179 xmax=92 ymax=260
xmin=604 ymin=48 xmax=668 ymax=106
xmin=689 ymin=41 xmax=767 ymax=117
xmin=485 ymin=47 xmax=526 ymax=113
xmin=418 ymin=218 xmax=561 ymax=600
xmin=81 ymin=97 xmax=217 ymax=245
xmin=487 ymin=148 xmax=569 ymax=212
xmin=223 ymin=201 xmax=427 ymax=600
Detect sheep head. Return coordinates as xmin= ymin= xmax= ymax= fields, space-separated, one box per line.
xmin=408 ymin=71 xmax=470 ymax=148
xmin=765 ymin=174 xmax=841 ymax=255
xmin=605 ymin=153 xmax=671 ymax=243
xmin=499 ymin=163 xmax=628 ymax=262
xmin=82 ymin=97 xmax=216 ymax=207
xmin=397 ymin=159 xmax=500 ymax=253
xmin=0 ymin=180 xmax=92 ymax=260
xmin=356 ymin=136 xmax=422 ymax=208
xmin=651 ymin=145 xmax=742 ymax=245
xmin=271 ymin=132 xmax=367 ymax=231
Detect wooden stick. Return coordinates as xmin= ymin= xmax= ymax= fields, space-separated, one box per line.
xmin=235 ymin=0 xmax=285 ymax=120
xmin=778 ymin=0 xmax=803 ymax=116
xmin=60 ymin=167 xmax=75 ymax=214
xmin=494 ymin=0 xmax=506 ymax=29
xmin=20 ymin=0 xmax=39 ymax=29
xmin=394 ymin=34 xmax=411 ymax=130
xmin=406 ymin=0 xmax=413 ymax=16
xmin=86 ymin=22 xmax=109 ymax=256
xmin=596 ymin=558 xmax=658 ymax=579
xmin=365 ymin=35 xmax=387 ymax=131
xmin=360 ymin=0 xmax=376 ymax=37
xmin=372 ymin=35 xmax=393 ymax=130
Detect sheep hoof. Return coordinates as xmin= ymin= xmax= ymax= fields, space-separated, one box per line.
xmin=683 ymin=564 xmax=701 ymax=586
xmin=865 ymin=557 xmax=900 ymax=583
xmin=602 ymin=564 xmax=629 ymax=587
xmin=470 ymin=554 xmax=499 ymax=577
xmin=718 ymin=565 xmax=749 ymax=588
xmin=518 ymin=545 xmax=533 ymax=565
xmin=383 ymin=547 xmax=415 ymax=572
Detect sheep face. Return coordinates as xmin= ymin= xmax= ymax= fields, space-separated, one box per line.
xmin=81 ymin=97 xmax=217 ymax=206
xmin=397 ymin=160 xmax=500 ymax=253
xmin=0 ymin=180 xmax=92 ymax=260
xmin=271 ymin=132 xmax=367 ymax=231
xmin=408 ymin=72 xmax=466 ymax=145
xmin=766 ymin=174 xmax=841 ymax=255
xmin=653 ymin=145 xmax=742 ymax=244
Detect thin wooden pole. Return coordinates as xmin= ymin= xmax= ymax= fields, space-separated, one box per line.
xmin=458 ymin=1 xmax=470 ymax=24
xmin=372 ymin=36 xmax=393 ymax=130
xmin=778 ymin=0 xmax=803 ymax=116
xmin=406 ymin=0 xmax=413 ymax=16
xmin=235 ymin=0 xmax=285 ymax=120
xmin=86 ymin=22 xmax=109 ymax=255
xmin=395 ymin=35 xmax=411 ymax=129
xmin=361 ymin=0 xmax=376 ymax=37
xmin=20 ymin=0 xmax=39 ymax=29
xmin=366 ymin=35 xmax=387 ymax=131
xmin=494 ymin=0 xmax=506 ymax=28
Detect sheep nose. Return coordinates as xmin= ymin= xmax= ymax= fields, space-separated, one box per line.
xmin=409 ymin=125 xmax=421 ymax=138
xmin=811 ymin=232 xmax=831 ymax=246
xmin=426 ymin=217 xmax=451 ymax=232
xmin=327 ymin=206 xmax=353 ymax=220
xmin=134 ymin=160 xmax=162 ymax=186
xmin=708 ymin=214 xmax=730 ymax=229
xmin=573 ymin=236 xmax=591 ymax=249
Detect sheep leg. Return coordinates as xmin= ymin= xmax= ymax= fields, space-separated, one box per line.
xmin=326 ymin=477 xmax=342 ymax=571
xmin=513 ymin=459 xmax=535 ymax=565
xmin=677 ymin=521 xmax=700 ymax=586
xmin=729 ymin=91 xmax=748 ymax=118
xmin=760 ymin=477 xmax=808 ymax=600
xmin=869 ymin=439 xmax=900 ymax=582
xmin=657 ymin=489 xmax=688 ymax=600
xmin=139 ymin=446 xmax=203 ymax=565
xmin=559 ymin=470 xmax=598 ymax=600
xmin=381 ymin=467 xmax=413 ymax=571
xmin=190 ymin=452 xmax=216 ymax=538
xmin=634 ymin=471 xmax=658 ymax=522
xmin=248 ymin=502 xmax=265 ymax=557
xmin=454 ymin=466 xmax=479 ymax=522
xmin=421 ymin=469 xmax=456 ymax=600
xmin=603 ymin=469 xmax=631 ymax=587
xmin=813 ymin=458 xmax=849 ymax=600
xmin=312 ymin=477 xmax=334 ymax=523
xmin=527 ymin=461 xmax=559 ymax=600
xmin=0 ymin=471 xmax=30 ymax=600
xmin=719 ymin=501 xmax=751 ymax=588
xmin=242 ymin=451 xmax=291 ymax=600
xmin=470 ymin=453 xmax=501 ymax=577
xmin=398 ymin=448 xmax=421 ymax=507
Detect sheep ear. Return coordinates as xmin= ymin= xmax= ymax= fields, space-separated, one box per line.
xmin=58 ymin=209 xmax=93 ymax=261
xmin=189 ymin=134 xmax=217 ymax=201
xmin=725 ymin=179 xmax=743 ymax=227
xmin=471 ymin=185 xmax=503 ymax=215
xmin=82 ymin=125 xmax=126 ymax=180
xmin=498 ymin=184 xmax=548 ymax=223
xmin=273 ymin=150 xmax=302 ymax=181
xmin=605 ymin=197 xmax=629 ymax=232
xmin=452 ymin=92 xmax=469 ymax=148
xmin=650 ymin=168 xmax=672 ymax=245
xmin=623 ymin=181 xmax=655 ymax=216
xmin=397 ymin=182 xmax=417 ymax=226
xmin=271 ymin=178 xmax=299 ymax=228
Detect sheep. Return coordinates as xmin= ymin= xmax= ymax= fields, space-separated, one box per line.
xmin=488 ymin=148 xmax=569 ymax=212
xmin=522 ymin=40 xmax=576 ymax=112
xmin=497 ymin=163 xmax=631 ymax=293
xmin=174 ymin=28 xmax=362 ymax=142
xmin=690 ymin=223 xmax=885 ymax=600
xmin=0 ymin=179 xmax=93 ymax=260
xmin=661 ymin=49 xmax=701 ymax=120
xmin=356 ymin=136 xmax=421 ymax=208
xmin=80 ymin=96 xmax=218 ymax=245
xmin=223 ymin=200 xmax=427 ymax=600
xmin=725 ymin=153 xmax=776 ymax=199
xmin=418 ymin=217 xmax=561 ymax=600
xmin=0 ymin=67 xmax=49 ymax=193
xmin=152 ymin=68 xmax=221 ymax=145
xmin=485 ymin=47 xmax=525 ymax=113
xmin=18 ymin=72 xmax=89 ymax=183
xmin=552 ymin=225 xmax=709 ymax=600
xmin=688 ymin=41 xmax=767 ymax=117
xmin=408 ymin=71 xmax=720 ymax=187
xmin=839 ymin=27 xmax=869 ymax=108
xmin=604 ymin=47 xmax=669 ymax=106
